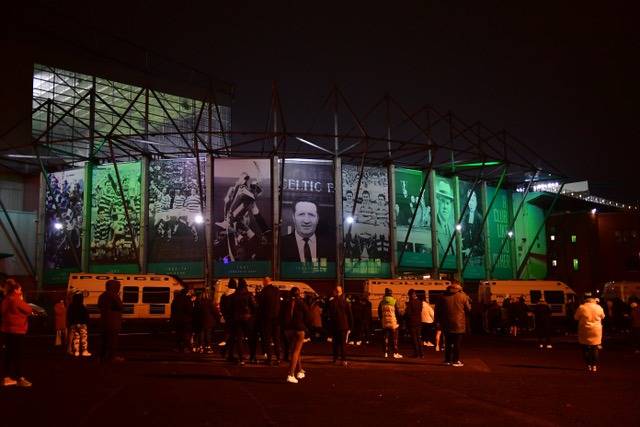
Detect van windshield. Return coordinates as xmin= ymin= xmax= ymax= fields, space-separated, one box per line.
xmin=544 ymin=291 xmax=565 ymax=304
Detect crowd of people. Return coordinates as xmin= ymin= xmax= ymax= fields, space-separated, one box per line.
xmin=2 ymin=274 xmax=640 ymax=387
xmin=164 ymin=277 xmax=475 ymax=383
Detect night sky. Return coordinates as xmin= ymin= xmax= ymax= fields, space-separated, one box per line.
xmin=6 ymin=1 xmax=639 ymax=203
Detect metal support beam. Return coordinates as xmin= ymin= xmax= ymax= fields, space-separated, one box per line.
xmin=488 ymin=172 xmax=537 ymax=277
xmin=0 ymin=197 xmax=35 ymax=277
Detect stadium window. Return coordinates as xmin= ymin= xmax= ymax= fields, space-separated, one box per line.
xmin=572 ymin=258 xmax=579 ymax=271
xmin=571 ymin=235 xmax=577 ymax=243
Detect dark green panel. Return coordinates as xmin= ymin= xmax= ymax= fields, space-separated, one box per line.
xmin=214 ymin=261 xmax=271 ymax=278
xmin=487 ymin=186 xmax=513 ymax=279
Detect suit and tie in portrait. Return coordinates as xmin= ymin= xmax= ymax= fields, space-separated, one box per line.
xmin=280 ymin=200 xmax=335 ymax=263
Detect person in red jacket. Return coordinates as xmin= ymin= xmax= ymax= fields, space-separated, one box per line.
xmin=1 ymin=279 xmax=33 ymax=387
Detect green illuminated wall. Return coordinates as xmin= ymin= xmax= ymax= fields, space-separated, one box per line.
xmin=512 ymin=192 xmax=547 ymax=279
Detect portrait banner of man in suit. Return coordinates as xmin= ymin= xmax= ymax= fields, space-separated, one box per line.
xmin=279 ymin=159 xmax=336 ymax=279
xmin=341 ymin=164 xmax=391 ymax=278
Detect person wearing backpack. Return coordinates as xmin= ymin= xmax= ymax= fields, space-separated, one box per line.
xmin=230 ymin=278 xmax=256 ymax=365
xmin=378 ymin=288 xmax=403 ymax=359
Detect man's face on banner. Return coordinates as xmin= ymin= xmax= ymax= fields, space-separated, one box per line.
xmin=293 ymin=201 xmax=319 ymax=238
xmin=437 ymin=194 xmax=452 ymax=218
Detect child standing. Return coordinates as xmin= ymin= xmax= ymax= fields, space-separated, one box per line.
xmin=53 ymin=299 xmax=67 ymax=347
xmin=67 ymin=292 xmax=91 ymax=357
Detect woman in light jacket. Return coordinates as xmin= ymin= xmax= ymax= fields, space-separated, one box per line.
xmin=574 ymin=294 xmax=605 ymax=372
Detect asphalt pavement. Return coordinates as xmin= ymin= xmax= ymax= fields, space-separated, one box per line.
xmin=1 ymin=333 xmax=638 ymax=427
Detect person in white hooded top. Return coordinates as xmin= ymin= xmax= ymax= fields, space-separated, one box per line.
xmin=574 ymin=294 xmax=605 ymax=372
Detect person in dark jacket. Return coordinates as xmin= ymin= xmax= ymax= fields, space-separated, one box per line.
xmin=170 ymin=288 xmax=195 ymax=353
xmin=534 ymin=297 xmax=553 ymax=348
xmin=258 ymin=276 xmax=282 ymax=365
xmin=194 ymin=289 xmax=218 ymax=353
xmin=98 ymin=279 xmax=123 ymax=363
xmin=230 ymin=278 xmax=256 ymax=365
xmin=281 ymin=287 xmax=310 ymax=383
xmin=437 ymin=282 xmax=471 ymax=367
xmin=516 ymin=296 xmax=530 ymax=332
xmin=328 ymin=286 xmax=353 ymax=366
xmin=67 ymin=292 xmax=91 ymax=357
xmin=404 ymin=289 xmax=424 ymax=358
xmin=219 ymin=278 xmax=237 ymax=360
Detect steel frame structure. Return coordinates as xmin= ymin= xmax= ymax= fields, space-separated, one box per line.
xmin=0 ymin=66 xmax=573 ymax=289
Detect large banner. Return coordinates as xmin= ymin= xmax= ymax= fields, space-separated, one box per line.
xmin=148 ymin=158 xmax=206 ymax=278
xmin=513 ymin=192 xmax=547 ymax=279
xmin=394 ymin=168 xmax=433 ymax=269
xmin=487 ymin=186 xmax=513 ymax=279
xmin=459 ymin=180 xmax=485 ymax=279
xmin=434 ymin=175 xmax=457 ymax=270
xmin=89 ymin=162 xmax=141 ymax=273
xmin=342 ymin=164 xmax=391 ymax=278
xmin=43 ymin=168 xmax=83 ymax=284
xmin=213 ymin=158 xmax=272 ymax=277
xmin=280 ymin=159 xmax=336 ymax=278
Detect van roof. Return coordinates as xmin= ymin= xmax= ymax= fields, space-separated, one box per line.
xmin=479 ymin=280 xmax=575 ymax=293
xmin=365 ymin=279 xmax=451 ymax=286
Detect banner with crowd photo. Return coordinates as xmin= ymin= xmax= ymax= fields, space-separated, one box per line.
xmin=280 ymin=159 xmax=336 ymax=279
xmin=458 ymin=180 xmax=485 ymax=279
xmin=342 ymin=164 xmax=391 ymax=278
xmin=434 ymin=175 xmax=457 ymax=270
xmin=89 ymin=162 xmax=141 ymax=273
xmin=394 ymin=168 xmax=433 ymax=269
xmin=148 ymin=158 xmax=206 ymax=278
xmin=43 ymin=168 xmax=84 ymax=284
xmin=486 ymin=186 xmax=513 ymax=279
xmin=212 ymin=158 xmax=272 ymax=277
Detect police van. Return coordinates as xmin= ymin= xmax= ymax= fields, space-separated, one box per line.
xmin=67 ymin=273 xmax=183 ymax=320
xmin=213 ymin=278 xmax=317 ymax=304
xmin=363 ymin=278 xmax=452 ymax=320
xmin=478 ymin=280 xmax=576 ymax=317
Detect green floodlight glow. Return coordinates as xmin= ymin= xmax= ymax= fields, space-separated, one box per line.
xmin=455 ymin=161 xmax=503 ymax=168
